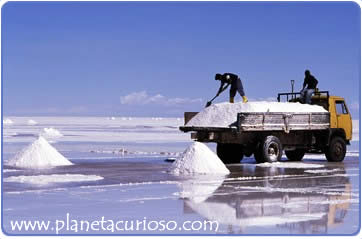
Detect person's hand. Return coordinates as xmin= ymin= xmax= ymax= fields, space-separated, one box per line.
xmin=243 ymin=96 xmax=248 ymax=103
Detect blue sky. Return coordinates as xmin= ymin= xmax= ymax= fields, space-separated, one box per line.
xmin=2 ymin=1 xmax=361 ymax=117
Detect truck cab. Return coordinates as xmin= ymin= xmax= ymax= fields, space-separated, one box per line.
xmin=278 ymin=91 xmax=353 ymax=143
xmin=328 ymin=96 xmax=352 ymax=141
xmin=277 ymin=91 xmax=352 ymax=162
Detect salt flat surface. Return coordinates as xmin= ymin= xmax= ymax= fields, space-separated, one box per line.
xmin=2 ymin=154 xmax=359 ymax=235
xmin=2 ymin=116 xmax=188 ymax=144
xmin=6 ymin=136 xmax=73 ymax=169
xmin=3 ymin=169 xmax=22 ymax=173
xmin=303 ymin=152 xmax=360 ymax=159
xmin=170 ymin=142 xmax=230 ymax=175
xmin=27 ymin=119 xmax=38 ymax=125
xmin=41 ymin=127 xmax=63 ymax=138
xmin=4 ymin=174 xmax=103 ymax=185
xmin=2 ymin=116 xmax=359 ymax=235
xmin=304 ymin=169 xmax=341 ymax=174
xmin=187 ymin=101 xmax=327 ymax=128
xmin=3 ymin=118 xmax=14 ymax=125
xmin=256 ymin=162 xmax=325 ymax=169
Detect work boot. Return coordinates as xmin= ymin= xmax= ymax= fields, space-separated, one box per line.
xmin=229 ymin=97 xmax=234 ymax=103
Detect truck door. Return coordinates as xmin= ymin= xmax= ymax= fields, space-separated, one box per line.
xmin=335 ymin=100 xmax=352 ymax=140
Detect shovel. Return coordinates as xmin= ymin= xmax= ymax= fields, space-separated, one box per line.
xmin=205 ymin=94 xmax=219 ymax=108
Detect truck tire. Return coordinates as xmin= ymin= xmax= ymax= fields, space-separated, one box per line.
xmin=260 ymin=136 xmax=282 ymax=163
xmin=285 ymin=149 xmax=305 ymax=161
xmin=325 ymin=136 xmax=346 ymax=162
xmin=216 ymin=143 xmax=244 ymax=164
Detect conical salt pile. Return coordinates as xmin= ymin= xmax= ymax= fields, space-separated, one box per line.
xmin=170 ymin=142 xmax=230 ymax=175
xmin=7 ymin=136 xmax=73 ymax=169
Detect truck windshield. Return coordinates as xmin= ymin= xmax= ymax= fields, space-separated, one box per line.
xmin=336 ymin=101 xmax=348 ymax=114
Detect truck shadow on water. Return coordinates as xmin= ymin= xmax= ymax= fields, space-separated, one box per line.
xmin=180 ymin=165 xmax=354 ymax=234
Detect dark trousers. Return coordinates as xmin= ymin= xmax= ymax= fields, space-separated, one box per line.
xmin=230 ymin=78 xmax=245 ymax=98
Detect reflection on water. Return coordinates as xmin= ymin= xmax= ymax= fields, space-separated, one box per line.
xmin=2 ymin=152 xmax=359 ymax=235
xmin=181 ymin=164 xmax=355 ymax=234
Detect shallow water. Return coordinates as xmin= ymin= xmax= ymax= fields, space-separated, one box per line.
xmin=3 ymin=155 xmax=360 ymax=235
xmin=2 ymin=116 xmax=360 ymax=235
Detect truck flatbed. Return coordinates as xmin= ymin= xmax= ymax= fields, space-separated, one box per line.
xmin=181 ymin=112 xmax=330 ymax=133
xmin=237 ymin=112 xmax=330 ymax=133
xmin=179 ymin=126 xmax=235 ymax=133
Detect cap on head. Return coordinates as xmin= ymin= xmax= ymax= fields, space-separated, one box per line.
xmin=215 ymin=73 xmax=222 ymax=81
xmin=305 ymin=70 xmax=310 ymax=76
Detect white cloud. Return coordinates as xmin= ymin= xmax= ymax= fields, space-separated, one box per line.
xmin=120 ymin=91 xmax=202 ymax=106
xmin=120 ymin=91 xmax=148 ymax=105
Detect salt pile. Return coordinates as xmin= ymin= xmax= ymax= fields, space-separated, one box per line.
xmin=3 ymin=118 xmax=13 ymax=125
xmin=6 ymin=136 xmax=73 ymax=169
xmin=187 ymin=101 xmax=327 ymax=128
xmin=4 ymin=174 xmax=103 ymax=185
xmin=170 ymin=142 xmax=230 ymax=175
xmin=41 ymin=127 xmax=63 ymax=138
xmin=27 ymin=119 xmax=38 ymax=125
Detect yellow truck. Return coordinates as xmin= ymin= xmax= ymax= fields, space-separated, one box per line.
xmin=180 ymin=91 xmax=352 ymax=164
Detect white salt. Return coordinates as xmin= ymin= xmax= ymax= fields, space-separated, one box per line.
xmin=41 ymin=127 xmax=63 ymax=138
xmin=304 ymin=169 xmax=340 ymax=174
xmin=3 ymin=118 xmax=13 ymax=125
xmin=3 ymin=169 xmax=22 ymax=173
xmin=27 ymin=119 xmax=38 ymax=125
xmin=187 ymin=101 xmax=327 ymax=128
xmin=256 ymin=162 xmax=325 ymax=169
xmin=170 ymin=142 xmax=230 ymax=175
xmin=6 ymin=136 xmax=73 ymax=169
xmin=4 ymin=174 xmax=103 ymax=185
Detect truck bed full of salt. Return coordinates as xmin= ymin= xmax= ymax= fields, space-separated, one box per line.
xmin=186 ymin=101 xmax=328 ymax=128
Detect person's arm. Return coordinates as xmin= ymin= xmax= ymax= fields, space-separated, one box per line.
xmin=216 ymin=82 xmax=224 ymax=95
xmin=301 ymin=78 xmax=307 ymax=90
xmin=313 ymin=76 xmax=318 ymax=89
xmin=217 ymin=81 xmax=229 ymax=95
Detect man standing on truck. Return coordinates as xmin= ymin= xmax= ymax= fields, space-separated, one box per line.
xmin=215 ymin=73 xmax=248 ymax=103
xmin=300 ymin=70 xmax=318 ymax=104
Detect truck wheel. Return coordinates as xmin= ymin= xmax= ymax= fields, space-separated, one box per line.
xmin=285 ymin=149 xmax=305 ymax=161
xmin=216 ymin=143 xmax=244 ymax=164
xmin=261 ymin=136 xmax=282 ymax=163
xmin=325 ymin=136 xmax=346 ymax=162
